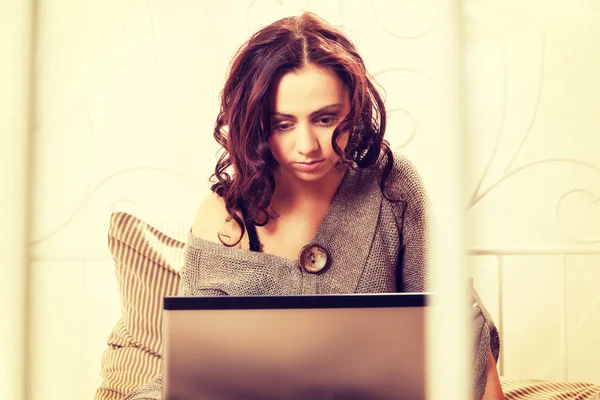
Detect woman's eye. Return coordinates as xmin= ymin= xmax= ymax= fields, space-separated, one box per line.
xmin=318 ymin=116 xmax=337 ymax=126
xmin=274 ymin=123 xmax=293 ymax=131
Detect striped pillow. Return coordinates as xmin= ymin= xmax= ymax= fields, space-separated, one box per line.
xmin=95 ymin=212 xmax=185 ymax=399
xmin=501 ymin=377 xmax=600 ymax=399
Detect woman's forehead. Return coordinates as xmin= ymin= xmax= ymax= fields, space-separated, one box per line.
xmin=270 ymin=64 xmax=349 ymax=116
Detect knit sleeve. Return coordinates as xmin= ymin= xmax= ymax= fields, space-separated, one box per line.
xmin=123 ymin=374 xmax=162 ymax=400
xmin=385 ymin=152 xmax=432 ymax=292
xmin=471 ymin=281 xmax=501 ymax=400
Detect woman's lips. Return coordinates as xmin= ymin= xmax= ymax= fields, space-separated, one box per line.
xmin=292 ymin=160 xmax=324 ymax=172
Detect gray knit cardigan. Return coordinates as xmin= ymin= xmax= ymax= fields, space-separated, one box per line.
xmin=125 ymin=151 xmax=500 ymax=400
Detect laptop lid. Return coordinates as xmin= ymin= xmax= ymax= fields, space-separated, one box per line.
xmin=162 ymin=293 xmax=435 ymax=400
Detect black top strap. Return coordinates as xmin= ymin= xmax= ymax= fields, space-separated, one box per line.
xmin=239 ymin=203 xmax=261 ymax=252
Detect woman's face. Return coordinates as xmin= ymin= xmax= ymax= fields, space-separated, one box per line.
xmin=268 ymin=63 xmax=351 ymax=186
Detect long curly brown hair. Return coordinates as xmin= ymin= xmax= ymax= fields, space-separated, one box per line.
xmin=210 ymin=12 xmax=395 ymax=246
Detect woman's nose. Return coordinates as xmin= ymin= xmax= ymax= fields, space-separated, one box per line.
xmin=294 ymin=124 xmax=319 ymax=154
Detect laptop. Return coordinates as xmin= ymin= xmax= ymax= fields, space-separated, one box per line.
xmin=162 ymin=293 xmax=435 ymax=400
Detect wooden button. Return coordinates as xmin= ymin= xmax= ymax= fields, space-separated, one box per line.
xmin=299 ymin=244 xmax=329 ymax=273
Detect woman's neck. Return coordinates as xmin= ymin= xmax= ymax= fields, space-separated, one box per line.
xmin=270 ymin=164 xmax=348 ymax=214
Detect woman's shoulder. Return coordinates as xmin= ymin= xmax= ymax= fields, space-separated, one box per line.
xmin=191 ymin=191 xmax=244 ymax=248
xmin=380 ymin=150 xmax=428 ymax=203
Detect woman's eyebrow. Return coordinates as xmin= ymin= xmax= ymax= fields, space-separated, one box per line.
xmin=270 ymin=103 xmax=344 ymax=119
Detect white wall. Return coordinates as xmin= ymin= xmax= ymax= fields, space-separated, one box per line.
xmin=465 ymin=0 xmax=600 ymax=383
xmin=1 ymin=1 xmax=34 ymax=399
xmin=2 ymin=0 xmax=599 ymax=399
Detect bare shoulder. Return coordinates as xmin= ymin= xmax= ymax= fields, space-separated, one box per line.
xmin=191 ymin=191 xmax=244 ymax=248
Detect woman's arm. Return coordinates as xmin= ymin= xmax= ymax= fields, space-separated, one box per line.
xmin=124 ymin=375 xmax=162 ymax=400
xmin=387 ymin=152 xmax=432 ymax=292
xmin=472 ymin=283 xmax=502 ymax=400
xmin=482 ymin=348 xmax=504 ymax=399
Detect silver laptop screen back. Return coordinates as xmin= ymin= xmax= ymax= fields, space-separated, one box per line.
xmin=162 ymin=294 xmax=432 ymax=400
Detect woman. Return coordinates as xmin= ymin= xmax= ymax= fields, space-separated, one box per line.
xmin=126 ymin=11 xmax=503 ymax=400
